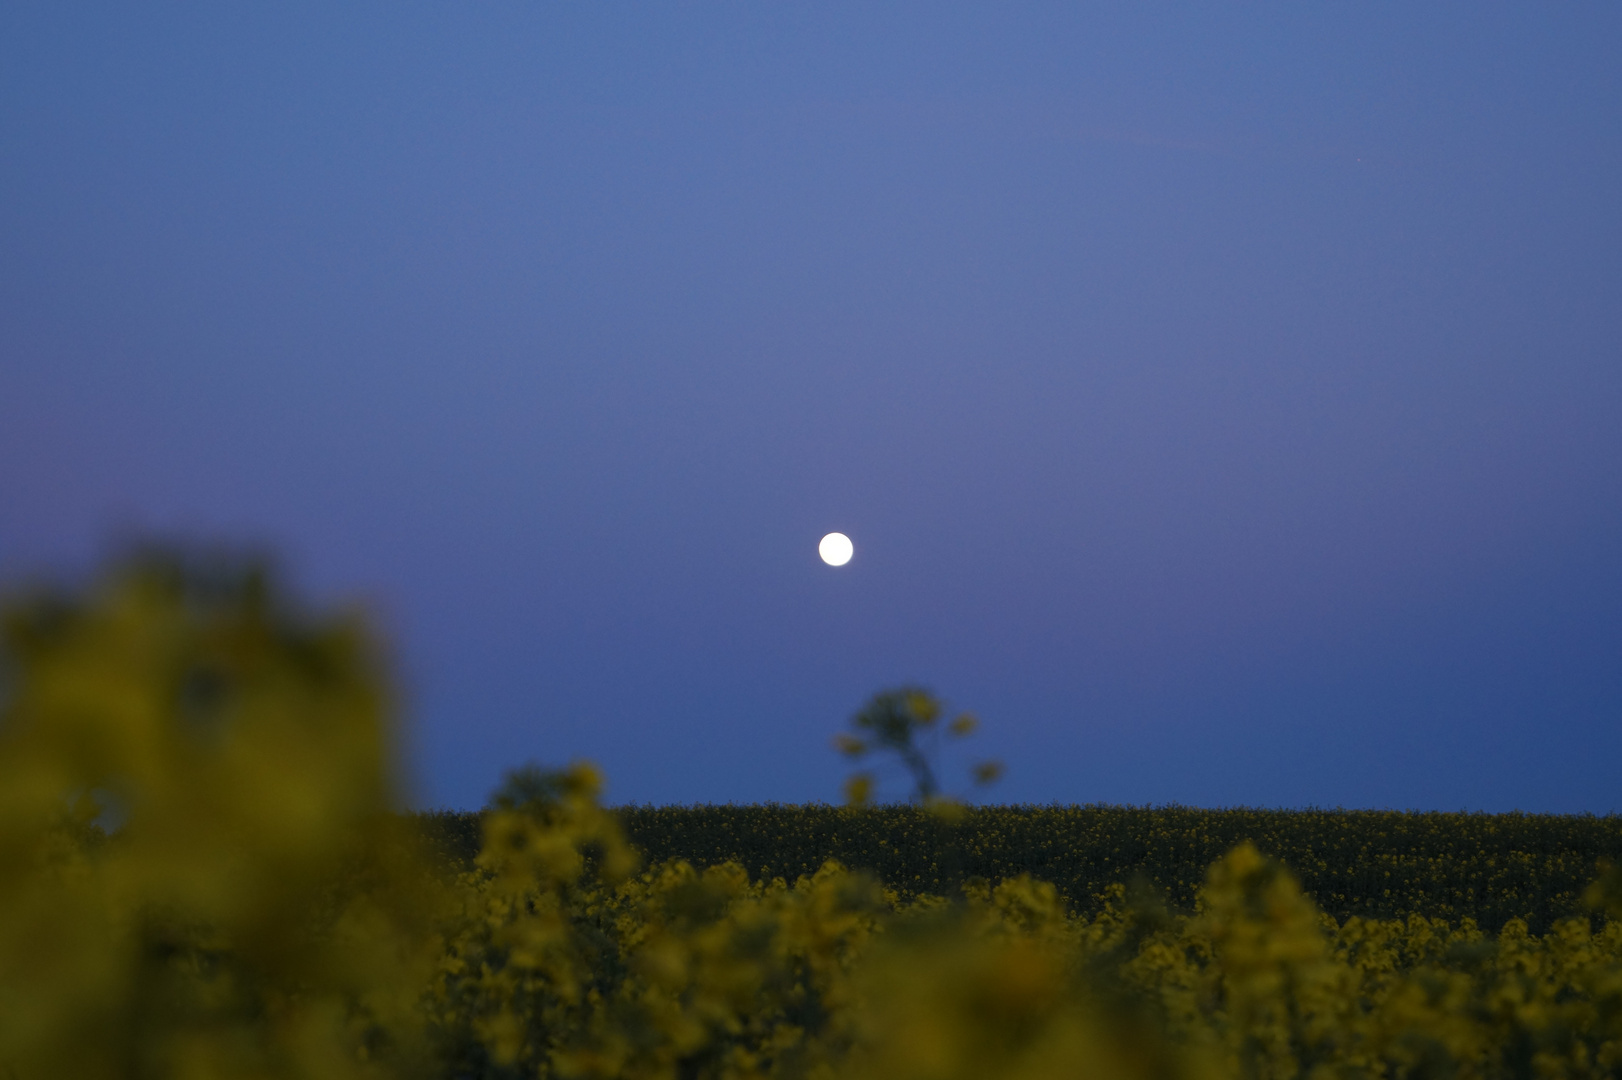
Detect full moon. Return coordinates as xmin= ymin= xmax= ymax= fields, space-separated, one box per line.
xmin=818 ymin=532 xmax=854 ymax=566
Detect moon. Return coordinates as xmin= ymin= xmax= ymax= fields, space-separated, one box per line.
xmin=818 ymin=532 xmax=854 ymax=566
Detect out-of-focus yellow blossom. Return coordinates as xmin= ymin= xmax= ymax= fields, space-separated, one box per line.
xmin=0 ymin=549 xmax=444 ymax=1080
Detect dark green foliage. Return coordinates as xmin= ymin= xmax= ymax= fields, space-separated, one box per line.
xmin=412 ymin=807 xmax=487 ymax=875
xmin=414 ymin=804 xmax=1622 ymax=932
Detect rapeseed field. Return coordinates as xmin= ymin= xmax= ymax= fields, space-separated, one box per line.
xmin=4 ymin=548 xmax=1622 ymax=1079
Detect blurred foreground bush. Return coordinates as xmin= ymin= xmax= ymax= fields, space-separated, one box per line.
xmin=4 ymin=549 xmax=1622 ymax=1079
xmin=0 ymin=549 xmax=444 ymax=1078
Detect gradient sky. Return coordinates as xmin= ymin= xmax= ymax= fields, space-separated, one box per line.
xmin=3 ymin=2 xmax=1619 ymax=811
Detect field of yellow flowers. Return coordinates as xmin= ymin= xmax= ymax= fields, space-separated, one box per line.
xmin=4 ymin=549 xmax=1622 ymax=1079
xmin=411 ymin=802 xmax=1622 ymax=934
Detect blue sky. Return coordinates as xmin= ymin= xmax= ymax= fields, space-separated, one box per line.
xmin=2 ymin=2 xmax=1619 ymax=810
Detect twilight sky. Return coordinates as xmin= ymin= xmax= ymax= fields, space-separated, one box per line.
xmin=2 ymin=2 xmax=1619 ymax=811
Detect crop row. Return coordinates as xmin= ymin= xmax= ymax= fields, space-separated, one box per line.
xmin=416 ymin=803 xmax=1622 ymax=931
